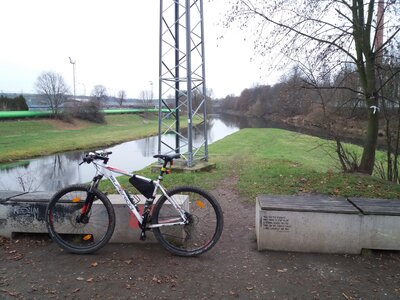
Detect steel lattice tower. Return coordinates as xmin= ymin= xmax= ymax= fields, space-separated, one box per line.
xmin=158 ymin=0 xmax=208 ymax=167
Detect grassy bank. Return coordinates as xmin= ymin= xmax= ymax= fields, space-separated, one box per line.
xmin=103 ymin=128 xmax=400 ymax=201
xmin=0 ymin=114 xmax=163 ymax=163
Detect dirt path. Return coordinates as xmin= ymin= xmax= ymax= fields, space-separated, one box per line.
xmin=1 ymin=177 xmax=400 ymax=299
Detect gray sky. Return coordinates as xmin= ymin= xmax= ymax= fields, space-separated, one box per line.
xmin=0 ymin=0 xmax=280 ymax=98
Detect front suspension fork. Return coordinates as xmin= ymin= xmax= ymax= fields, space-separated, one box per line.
xmin=77 ymin=188 xmax=98 ymax=224
xmin=78 ymin=175 xmax=103 ymax=222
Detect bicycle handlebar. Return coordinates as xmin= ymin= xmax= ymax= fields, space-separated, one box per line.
xmin=81 ymin=151 xmax=112 ymax=165
xmin=80 ymin=151 xmax=179 ymax=168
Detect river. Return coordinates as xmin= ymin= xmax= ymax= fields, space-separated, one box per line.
xmin=0 ymin=116 xmax=240 ymax=192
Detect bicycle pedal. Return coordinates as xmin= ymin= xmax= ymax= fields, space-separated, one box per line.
xmin=140 ymin=231 xmax=147 ymax=241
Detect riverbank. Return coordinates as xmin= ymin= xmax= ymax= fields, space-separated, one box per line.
xmin=0 ymin=114 xmax=164 ymax=164
xmin=218 ymin=111 xmax=387 ymax=150
xmin=103 ymin=128 xmax=400 ymax=201
xmin=1 ymin=114 xmax=399 ymax=199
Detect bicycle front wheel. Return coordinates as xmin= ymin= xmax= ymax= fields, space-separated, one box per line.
xmin=152 ymin=186 xmax=223 ymax=257
xmin=46 ymin=184 xmax=115 ymax=254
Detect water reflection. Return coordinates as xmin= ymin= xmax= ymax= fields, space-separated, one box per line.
xmin=0 ymin=116 xmax=239 ymax=192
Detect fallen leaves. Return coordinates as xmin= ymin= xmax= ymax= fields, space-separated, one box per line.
xmin=277 ymin=268 xmax=288 ymax=273
xmin=7 ymin=250 xmax=23 ymax=261
xmin=150 ymin=275 xmax=178 ymax=286
xmin=342 ymin=292 xmax=354 ymax=300
xmin=229 ymin=290 xmax=239 ymax=296
xmin=1 ymin=288 xmax=20 ymax=297
xmin=152 ymin=275 xmax=162 ymax=284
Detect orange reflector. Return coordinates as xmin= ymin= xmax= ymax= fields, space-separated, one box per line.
xmin=196 ymin=200 xmax=205 ymax=209
xmin=83 ymin=235 xmax=92 ymax=241
xmin=72 ymin=197 xmax=81 ymax=203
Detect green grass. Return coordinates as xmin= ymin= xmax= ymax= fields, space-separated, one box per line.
xmin=0 ymin=114 xmax=181 ymax=163
xmin=100 ymin=128 xmax=400 ymax=201
xmin=0 ymin=113 xmax=202 ymax=163
xmin=1 ymin=118 xmax=398 ymax=200
xmin=0 ymin=160 xmax=30 ymax=170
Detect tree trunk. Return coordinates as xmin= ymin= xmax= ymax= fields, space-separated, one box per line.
xmin=359 ymin=95 xmax=379 ymax=174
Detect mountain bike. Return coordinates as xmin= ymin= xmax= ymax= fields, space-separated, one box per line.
xmin=45 ymin=151 xmax=223 ymax=257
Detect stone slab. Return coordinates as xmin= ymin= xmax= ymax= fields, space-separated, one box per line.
xmin=256 ymin=197 xmax=362 ymax=254
xmin=349 ymin=198 xmax=400 ymax=250
xmin=0 ymin=191 xmax=30 ymax=202
xmin=349 ymin=198 xmax=400 ymax=216
xmin=256 ymin=195 xmax=400 ymax=254
xmin=0 ymin=191 xmax=188 ymax=244
xmin=258 ymin=195 xmax=360 ymax=214
xmin=360 ymin=215 xmax=400 ymax=250
xmin=1 ymin=191 xmax=53 ymax=203
xmin=107 ymin=194 xmax=188 ymax=243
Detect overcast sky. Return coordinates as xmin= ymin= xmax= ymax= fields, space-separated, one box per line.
xmin=0 ymin=0 xmax=282 ymax=98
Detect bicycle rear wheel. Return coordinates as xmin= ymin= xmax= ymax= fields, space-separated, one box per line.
xmin=46 ymin=184 xmax=115 ymax=254
xmin=152 ymin=186 xmax=223 ymax=257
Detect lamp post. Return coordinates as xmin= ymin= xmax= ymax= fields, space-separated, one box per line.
xmin=69 ymin=57 xmax=76 ymax=99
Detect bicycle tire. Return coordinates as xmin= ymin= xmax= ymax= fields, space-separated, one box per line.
xmin=45 ymin=184 xmax=115 ymax=254
xmin=152 ymin=186 xmax=223 ymax=257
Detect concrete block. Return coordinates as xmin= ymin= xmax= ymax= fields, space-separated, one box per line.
xmin=350 ymin=198 xmax=400 ymax=251
xmin=256 ymin=195 xmax=363 ymax=254
xmin=0 ymin=191 xmax=188 ymax=244
xmin=0 ymin=191 xmax=50 ymax=238
xmin=107 ymin=194 xmax=189 ymax=243
xmin=360 ymin=215 xmax=400 ymax=250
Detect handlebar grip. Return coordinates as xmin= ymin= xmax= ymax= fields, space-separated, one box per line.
xmin=83 ymin=156 xmax=93 ymax=164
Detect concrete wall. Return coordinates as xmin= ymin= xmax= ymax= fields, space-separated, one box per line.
xmin=0 ymin=191 xmax=187 ymax=244
xmin=256 ymin=195 xmax=400 ymax=254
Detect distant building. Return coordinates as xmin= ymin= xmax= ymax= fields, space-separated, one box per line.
xmin=0 ymin=92 xmax=160 ymax=111
xmin=0 ymin=93 xmax=162 ymax=111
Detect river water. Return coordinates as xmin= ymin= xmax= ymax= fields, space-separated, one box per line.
xmin=0 ymin=116 xmax=240 ymax=192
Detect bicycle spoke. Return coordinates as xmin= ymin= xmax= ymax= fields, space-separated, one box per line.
xmin=153 ymin=186 xmax=223 ymax=256
xmin=46 ymin=185 xmax=115 ymax=254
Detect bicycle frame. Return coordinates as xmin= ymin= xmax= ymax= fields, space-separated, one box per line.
xmin=90 ymin=161 xmax=187 ymax=228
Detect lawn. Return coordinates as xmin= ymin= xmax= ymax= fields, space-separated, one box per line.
xmin=101 ymin=128 xmax=400 ymax=201
xmin=0 ymin=114 xmax=162 ymax=163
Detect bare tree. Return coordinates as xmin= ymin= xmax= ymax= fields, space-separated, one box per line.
xmin=91 ymin=85 xmax=108 ymax=104
xmin=117 ymin=90 xmax=127 ymax=107
xmin=139 ymin=89 xmax=153 ymax=108
xmin=225 ymin=0 xmax=400 ymax=175
xmin=35 ymin=71 xmax=69 ymax=116
xmin=376 ymin=51 xmax=400 ymax=183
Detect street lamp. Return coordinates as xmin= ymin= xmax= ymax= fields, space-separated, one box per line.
xmin=69 ymin=57 xmax=76 ymax=99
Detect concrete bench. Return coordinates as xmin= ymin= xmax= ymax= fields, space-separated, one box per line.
xmin=256 ymin=195 xmax=400 ymax=254
xmin=0 ymin=191 xmax=187 ymax=243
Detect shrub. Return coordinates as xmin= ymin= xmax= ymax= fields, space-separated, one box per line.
xmin=0 ymin=95 xmax=28 ymax=111
xmin=64 ymin=100 xmax=106 ymax=123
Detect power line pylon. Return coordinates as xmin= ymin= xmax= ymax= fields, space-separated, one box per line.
xmin=158 ymin=0 xmax=208 ymax=167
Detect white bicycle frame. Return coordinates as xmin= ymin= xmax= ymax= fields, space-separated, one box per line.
xmin=91 ymin=160 xmax=188 ymax=229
